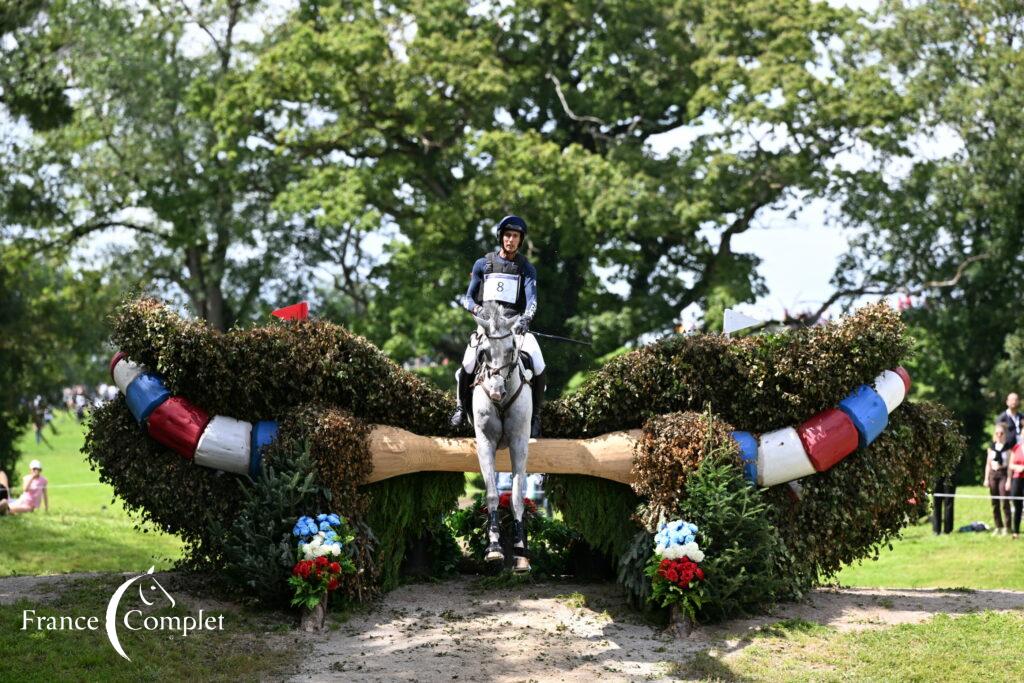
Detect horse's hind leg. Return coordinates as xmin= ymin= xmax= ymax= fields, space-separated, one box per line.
xmin=509 ymin=433 xmax=531 ymax=573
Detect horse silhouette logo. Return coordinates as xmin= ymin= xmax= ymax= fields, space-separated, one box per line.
xmin=104 ymin=566 xmax=175 ymax=661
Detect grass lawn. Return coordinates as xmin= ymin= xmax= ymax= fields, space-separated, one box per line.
xmin=0 ymin=574 xmax=299 ymax=682
xmin=836 ymin=485 xmax=1024 ymax=591
xmin=681 ymin=612 xmax=1024 ymax=682
xmin=1 ymin=411 xmax=184 ymax=576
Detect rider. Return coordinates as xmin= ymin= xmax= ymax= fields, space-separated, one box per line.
xmin=450 ymin=214 xmax=546 ymax=438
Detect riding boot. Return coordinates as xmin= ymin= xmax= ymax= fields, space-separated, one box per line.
xmin=450 ymin=368 xmax=469 ymax=428
xmin=530 ymin=370 xmax=546 ymax=438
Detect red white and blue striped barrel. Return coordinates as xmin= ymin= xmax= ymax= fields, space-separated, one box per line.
xmin=838 ymin=385 xmax=888 ymax=448
xmin=797 ymin=408 xmax=859 ymax=472
xmin=249 ymin=420 xmax=278 ymax=479
xmin=145 ymin=396 xmax=211 ymax=459
xmin=757 ymin=426 xmax=815 ymax=487
xmin=125 ymin=373 xmax=171 ymax=422
xmin=194 ymin=415 xmax=252 ymax=476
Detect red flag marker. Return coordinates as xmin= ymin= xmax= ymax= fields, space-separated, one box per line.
xmin=271 ymin=301 xmax=309 ymax=320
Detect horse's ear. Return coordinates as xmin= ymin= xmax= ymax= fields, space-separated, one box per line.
xmin=472 ymin=313 xmax=488 ymax=329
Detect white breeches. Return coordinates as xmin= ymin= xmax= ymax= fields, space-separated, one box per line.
xmin=461 ymin=326 xmax=545 ymax=375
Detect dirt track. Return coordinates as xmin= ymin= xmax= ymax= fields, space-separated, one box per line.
xmin=286 ymin=577 xmax=1024 ymax=682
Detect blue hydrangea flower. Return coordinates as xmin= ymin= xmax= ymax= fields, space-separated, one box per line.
xmin=324 ymin=531 xmax=339 ymax=542
xmin=319 ymin=520 xmax=334 ymax=532
xmin=327 ymin=514 xmax=341 ymax=526
xmin=316 ymin=513 xmax=328 ymax=523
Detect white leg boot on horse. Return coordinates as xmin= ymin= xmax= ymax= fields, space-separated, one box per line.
xmin=510 ymin=437 xmax=531 ymax=573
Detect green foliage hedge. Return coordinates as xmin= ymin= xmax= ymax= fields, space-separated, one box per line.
xmin=85 ymin=297 xmax=964 ymax=620
xmin=544 ymin=302 xmax=909 ymax=436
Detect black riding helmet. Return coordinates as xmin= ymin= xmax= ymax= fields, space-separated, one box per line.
xmin=495 ymin=214 xmax=527 ymax=243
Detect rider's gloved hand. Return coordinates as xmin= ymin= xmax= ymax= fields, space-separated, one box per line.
xmin=513 ymin=316 xmax=531 ymax=336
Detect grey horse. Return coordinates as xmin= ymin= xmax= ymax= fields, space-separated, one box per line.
xmin=470 ymin=301 xmax=533 ymax=572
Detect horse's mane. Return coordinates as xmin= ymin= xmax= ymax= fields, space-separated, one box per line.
xmin=479 ymin=301 xmax=516 ymax=329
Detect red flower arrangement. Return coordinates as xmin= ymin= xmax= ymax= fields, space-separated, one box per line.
xmin=656 ymin=557 xmax=704 ymax=589
xmin=289 ymin=556 xmax=347 ymax=609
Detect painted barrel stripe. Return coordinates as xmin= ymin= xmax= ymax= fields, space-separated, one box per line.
xmin=894 ymin=366 xmax=912 ymax=395
xmin=797 ymin=408 xmax=859 ymax=472
xmin=145 ymin=396 xmax=211 ymax=460
xmin=249 ymin=420 xmax=279 ymax=479
xmin=731 ymin=431 xmax=759 ymax=484
xmin=757 ymin=427 xmax=816 ymax=487
xmin=873 ymin=370 xmax=906 ymax=414
xmin=838 ymin=384 xmax=889 ymax=449
xmin=194 ymin=415 xmax=252 ymax=476
xmin=124 ymin=372 xmax=171 ymax=422
xmin=112 ymin=358 xmax=145 ymax=395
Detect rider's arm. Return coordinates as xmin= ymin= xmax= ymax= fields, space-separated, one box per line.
xmin=522 ymin=261 xmax=538 ymax=320
xmin=461 ymin=258 xmax=486 ymax=313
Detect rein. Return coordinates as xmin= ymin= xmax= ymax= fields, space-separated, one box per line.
xmin=473 ymin=330 xmax=531 ymax=418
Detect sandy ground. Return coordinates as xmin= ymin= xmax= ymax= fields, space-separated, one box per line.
xmin=4 ymin=573 xmax=1023 ymax=682
xmin=286 ymin=577 xmax=1024 ymax=682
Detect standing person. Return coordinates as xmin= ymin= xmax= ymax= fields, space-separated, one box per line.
xmin=984 ymin=424 xmax=1012 ymax=535
xmin=0 ymin=460 xmax=48 ymax=515
xmin=996 ymin=393 xmax=1023 ymax=445
xmin=1009 ymin=441 xmax=1024 ymax=539
xmin=31 ymin=407 xmax=52 ymax=449
xmin=450 ymin=214 xmax=546 ymax=437
xmin=931 ymin=475 xmax=956 ymax=535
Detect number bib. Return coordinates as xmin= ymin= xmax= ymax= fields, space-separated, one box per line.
xmin=481 ymin=273 xmax=519 ymax=304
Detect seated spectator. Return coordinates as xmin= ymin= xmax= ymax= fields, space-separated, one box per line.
xmin=0 ymin=460 xmax=49 ymax=515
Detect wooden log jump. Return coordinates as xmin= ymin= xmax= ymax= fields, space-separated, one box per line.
xmin=366 ymin=426 xmax=642 ymax=484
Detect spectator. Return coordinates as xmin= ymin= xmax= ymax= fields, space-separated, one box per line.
xmin=31 ymin=406 xmax=53 ymax=449
xmin=984 ymin=424 xmax=1012 ymax=535
xmin=0 ymin=460 xmax=49 ymax=515
xmin=996 ymin=392 xmax=1023 ymax=445
xmin=931 ymin=475 xmax=956 ymax=535
xmin=1010 ymin=441 xmax=1024 ymax=540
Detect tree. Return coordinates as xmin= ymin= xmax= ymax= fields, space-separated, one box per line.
xmin=0 ymin=243 xmax=126 ymax=475
xmin=826 ymin=0 xmax=1024 ymax=479
xmin=219 ymin=0 xmax=897 ymax=391
xmin=2 ymin=0 xmax=334 ymax=331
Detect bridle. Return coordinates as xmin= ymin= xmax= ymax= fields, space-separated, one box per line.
xmin=473 ymin=329 xmax=529 ymax=416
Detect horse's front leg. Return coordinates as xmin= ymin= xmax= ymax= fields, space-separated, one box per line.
xmin=508 ymin=400 xmax=532 ymax=573
xmin=474 ymin=391 xmax=503 ymax=563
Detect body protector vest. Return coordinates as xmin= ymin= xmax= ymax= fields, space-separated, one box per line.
xmin=474 ymin=251 xmax=528 ymax=314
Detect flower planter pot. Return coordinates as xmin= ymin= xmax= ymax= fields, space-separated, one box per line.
xmin=300 ymin=594 xmax=328 ymax=632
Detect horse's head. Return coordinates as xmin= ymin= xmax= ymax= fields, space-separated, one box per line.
xmin=473 ymin=303 xmax=521 ymax=403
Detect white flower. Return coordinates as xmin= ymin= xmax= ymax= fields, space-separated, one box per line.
xmin=329 ymin=545 xmax=341 ymax=556
xmin=679 ymin=542 xmax=704 ymax=562
xmin=661 ymin=544 xmax=683 ymax=560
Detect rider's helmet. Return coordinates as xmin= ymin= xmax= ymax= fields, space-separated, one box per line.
xmin=495 ymin=214 xmax=527 ymax=243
